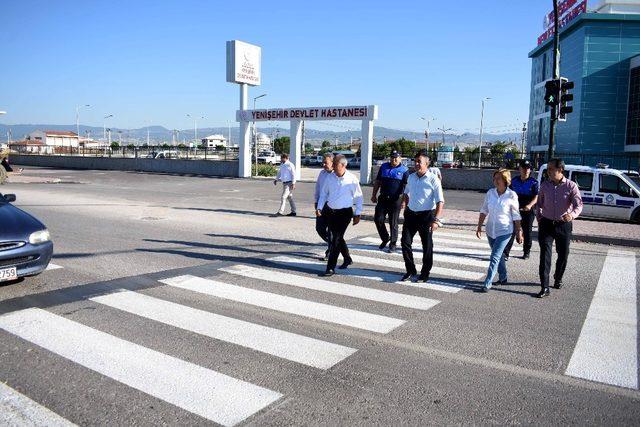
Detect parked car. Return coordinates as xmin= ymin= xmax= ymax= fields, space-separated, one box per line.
xmin=256 ymin=151 xmax=280 ymax=165
xmin=145 ymin=150 xmax=179 ymax=159
xmin=0 ymin=193 xmax=53 ymax=282
xmin=537 ymin=163 xmax=640 ymax=223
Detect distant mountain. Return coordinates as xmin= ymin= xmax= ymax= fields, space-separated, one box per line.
xmin=0 ymin=123 xmax=521 ymax=147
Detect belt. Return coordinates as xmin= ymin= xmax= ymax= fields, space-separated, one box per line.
xmin=542 ymin=217 xmax=566 ymax=225
xmin=282 ymin=181 xmax=292 ymax=184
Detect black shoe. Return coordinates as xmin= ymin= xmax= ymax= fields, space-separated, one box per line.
xmin=504 ymin=254 xmax=510 ymax=261
xmin=496 ymin=279 xmax=508 ymax=286
xmin=378 ymin=240 xmax=389 ymax=250
xmin=274 ymin=212 xmax=284 ymax=217
xmin=523 ymin=253 xmax=530 ymax=260
xmin=338 ymin=259 xmax=353 ymax=269
xmin=554 ymin=280 xmax=563 ymax=289
xmin=321 ymin=269 xmax=335 ymax=277
xmin=320 ymin=248 xmax=330 ymax=261
xmin=537 ymin=288 xmax=550 ymax=298
xmin=400 ymin=271 xmax=416 ymax=282
xmin=387 ymin=244 xmax=396 ymax=253
xmin=416 ymin=274 xmax=429 ymax=283
xmin=286 ymin=212 xmax=297 ymax=217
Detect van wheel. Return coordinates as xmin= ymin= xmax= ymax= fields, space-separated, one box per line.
xmin=632 ymin=208 xmax=640 ymax=224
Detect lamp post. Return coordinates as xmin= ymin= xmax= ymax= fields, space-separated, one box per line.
xmin=252 ymin=93 xmax=267 ymax=175
xmin=76 ymin=104 xmax=90 ymax=139
xmin=0 ymin=111 xmax=5 ymax=146
xmin=103 ymin=114 xmax=113 ymax=140
xmin=420 ymin=116 xmax=436 ymax=150
xmin=186 ymin=114 xmax=205 ymax=148
xmin=478 ymin=97 xmax=491 ymax=168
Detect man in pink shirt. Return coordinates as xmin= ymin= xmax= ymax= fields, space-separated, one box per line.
xmin=536 ymin=158 xmax=583 ymax=298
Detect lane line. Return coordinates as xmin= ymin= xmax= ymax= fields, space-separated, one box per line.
xmin=161 ymin=275 xmax=405 ymax=334
xmin=0 ymin=382 xmax=76 ymax=427
xmin=92 ymin=290 xmax=357 ymax=370
xmin=45 ymin=264 xmax=64 ymax=271
xmin=565 ymin=249 xmax=638 ymax=389
xmin=0 ymin=308 xmax=282 ymax=427
xmin=357 ymin=237 xmax=491 ymax=257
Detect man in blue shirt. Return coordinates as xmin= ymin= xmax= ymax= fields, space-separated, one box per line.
xmin=503 ymin=159 xmax=539 ymax=260
xmin=371 ymin=150 xmax=409 ymax=253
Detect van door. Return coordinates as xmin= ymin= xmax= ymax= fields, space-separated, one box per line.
xmin=593 ymin=172 xmax=639 ymax=220
xmin=569 ymin=170 xmax=594 ymax=217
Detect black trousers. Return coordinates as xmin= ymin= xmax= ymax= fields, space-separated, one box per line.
xmin=325 ymin=207 xmax=353 ymax=271
xmin=374 ymin=195 xmax=402 ymax=246
xmin=538 ymin=217 xmax=572 ymax=289
xmin=504 ymin=210 xmax=536 ymax=256
xmin=401 ymin=209 xmax=435 ymax=276
xmin=315 ymin=211 xmax=330 ymax=244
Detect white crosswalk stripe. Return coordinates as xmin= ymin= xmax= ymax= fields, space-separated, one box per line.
xmin=0 ymin=382 xmax=76 ymax=427
xmin=344 ymin=246 xmax=488 ymax=268
xmin=45 ymin=263 xmax=64 ymax=271
xmin=565 ymin=249 xmax=638 ymax=389
xmin=161 ymin=275 xmax=405 ymax=333
xmin=92 ymin=290 xmax=357 ymax=370
xmin=0 ymin=308 xmax=283 ymax=427
xmin=431 ymin=235 xmax=522 ymax=252
xmin=220 ymin=264 xmax=443 ymax=306
xmin=358 ymin=237 xmax=491 ymax=257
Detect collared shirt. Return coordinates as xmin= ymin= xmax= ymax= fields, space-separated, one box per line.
xmin=404 ymin=170 xmax=444 ymax=212
xmin=314 ymin=169 xmax=333 ymax=204
xmin=480 ymin=188 xmax=522 ymax=239
xmin=537 ymin=177 xmax=583 ymax=221
xmin=317 ymin=170 xmax=363 ymax=215
xmin=429 ymin=167 xmax=442 ymax=180
xmin=276 ymin=160 xmax=296 ymax=184
xmin=375 ymin=162 xmax=409 ymax=199
xmin=510 ymin=175 xmax=539 ymax=207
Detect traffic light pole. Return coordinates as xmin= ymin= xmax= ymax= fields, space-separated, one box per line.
xmin=547 ymin=0 xmax=560 ymax=160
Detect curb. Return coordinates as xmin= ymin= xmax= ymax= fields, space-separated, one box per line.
xmin=359 ymin=214 xmax=640 ymax=248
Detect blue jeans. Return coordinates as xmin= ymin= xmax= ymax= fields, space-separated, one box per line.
xmin=484 ymin=233 xmax=511 ymax=287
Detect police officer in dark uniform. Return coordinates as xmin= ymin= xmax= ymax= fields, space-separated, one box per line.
xmin=504 ymin=159 xmax=539 ymax=260
xmin=371 ymin=150 xmax=409 ymax=253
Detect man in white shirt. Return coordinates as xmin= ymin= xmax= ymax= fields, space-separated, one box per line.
xmin=401 ymin=152 xmax=445 ymax=282
xmin=316 ymin=154 xmax=363 ymax=276
xmin=273 ymin=153 xmax=297 ymax=217
xmin=314 ymin=153 xmax=334 ymax=260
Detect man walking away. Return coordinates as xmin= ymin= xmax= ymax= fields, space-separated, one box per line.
xmin=316 ymin=154 xmax=363 ymax=277
xmin=315 ymin=153 xmax=334 ymax=260
xmin=371 ymin=150 xmax=409 ymax=253
xmin=504 ymin=159 xmax=539 ymax=260
xmin=274 ymin=153 xmax=297 ymax=216
xmin=536 ymin=158 xmax=583 ymax=298
xmin=401 ymin=152 xmax=445 ymax=283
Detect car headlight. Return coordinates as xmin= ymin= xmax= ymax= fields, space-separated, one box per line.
xmin=29 ymin=229 xmax=51 ymax=245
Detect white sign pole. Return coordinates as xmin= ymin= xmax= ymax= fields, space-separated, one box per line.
xmin=238 ymin=84 xmax=251 ymax=177
xmin=289 ymin=119 xmax=303 ymax=181
xmin=360 ymin=118 xmax=374 ymax=185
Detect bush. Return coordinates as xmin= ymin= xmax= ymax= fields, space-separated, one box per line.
xmin=252 ymin=163 xmax=277 ymax=177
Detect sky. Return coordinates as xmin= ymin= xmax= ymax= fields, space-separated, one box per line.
xmin=0 ymin=0 xmax=559 ymax=134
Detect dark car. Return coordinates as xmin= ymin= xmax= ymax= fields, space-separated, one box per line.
xmin=0 ymin=193 xmax=53 ymax=282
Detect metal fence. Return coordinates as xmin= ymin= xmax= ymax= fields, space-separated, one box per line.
xmin=8 ymin=145 xmax=240 ymax=161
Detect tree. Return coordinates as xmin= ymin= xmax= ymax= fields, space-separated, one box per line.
xmin=110 ymin=142 xmax=120 ymax=150
xmin=273 ymin=136 xmax=290 ymax=154
xmin=127 ymin=144 xmax=135 ymax=150
xmin=321 ymin=140 xmax=332 ymax=148
xmin=304 ymin=143 xmax=314 ymax=154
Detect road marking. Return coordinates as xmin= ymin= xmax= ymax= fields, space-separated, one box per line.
xmin=565 ymin=250 xmax=638 ymax=389
xmin=0 ymin=308 xmax=282 ymax=427
xmin=267 ymin=255 xmax=483 ymax=286
xmin=0 ymin=382 xmax=76 ymax=427
xmin=358 ymin=237 xmax=491 ymax=257
xmin=221 ymin=263 xmax=443 ymax=306
xmin=346 ymin=246 xmax=488 ymax=268
xmin=92 ymin=290 xmax=357 ymax=370
xmin=45 ymin=263 xmax=63 ymax=271
xmin=161 ymin=275 xmax=405 ymax=334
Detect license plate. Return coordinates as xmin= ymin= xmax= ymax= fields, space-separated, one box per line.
xmin=0 ymin=267 xmax=18 ymax=282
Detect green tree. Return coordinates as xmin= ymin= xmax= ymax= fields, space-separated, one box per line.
xmin=177 ymin=143 xmax=187 ymax=149
xmin=110 ymin=142 xmax=120 ymax=150
xmin=321 ymin=140 xmax=332 ymax=148
xmin=273 ymin=136 xmax=290 ymax=154
xmin=126 ymin=144 xmax=135 ymax=150
xmin=304 ymin=143 xmax=313 ymax=154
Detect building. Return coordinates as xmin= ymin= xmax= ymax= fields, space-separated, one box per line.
xmin=201 ymin=134 xmax=234 ymax=148
xmin=253 ymin=132 xmax=272 ymax=151
xmin=527 ymin=0 xmax=640 ymax=167
xmin=10 ymin=140 xmax=53 ymax=154
xmin=26 ymin=130 xmax=80 ymax=151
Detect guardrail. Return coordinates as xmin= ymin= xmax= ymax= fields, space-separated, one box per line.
xmin=8 ymin=145 xmax=240 ymax=161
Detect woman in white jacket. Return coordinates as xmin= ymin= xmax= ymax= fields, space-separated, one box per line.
xmin=476 ymin=169 xmax=523 ymax=292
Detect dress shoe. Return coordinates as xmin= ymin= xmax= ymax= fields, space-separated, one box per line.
xmin=274 ymin=212 xmax=284 ymax=217
xmin=387 ymin=244 xmax=396 ymax=254
xmin=554 ymin=280 xmax=563 ymax=289
xmin=503 ymin=254 xmax=510 ymax=261
xmin=496 ymin=279 xmax=508 ymax=286
xmin=416 ymin=274 xmax=429 ymax=283
xmin=537 ymin=288 xmax=550 ymax=298
xmin=286 ymin=212 xmax=297 ymax=217
xmin=481 ymin=283 xmax=492 ymax=292
xmin=338 ymin=259 xmax=353 ymax=269
xmin=379 ymin=240 xmax=389 ymax=250
xmin=400 ymin=271 xmax=416 ymax=282
xmin=321 ymin=269 xmax=335 ymax=277
xmin=522 ymin=253 xmax=530 ymax=260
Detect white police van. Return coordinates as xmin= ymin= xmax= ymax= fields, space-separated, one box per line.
xmin=537 ymin=164 xmax=640 ymax=223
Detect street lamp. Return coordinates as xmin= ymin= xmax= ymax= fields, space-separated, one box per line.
xmin=253 ymin=93 xmax=267 ymax=174
xmin=76 ymin=104 xmax=90 ymax=138
xmin=186 ymin=114 xmax=205 ymax=148
xmin=478 ymin=97 xmax=491 ymax=168
xmin=103 ymin=114 xmax=113 ymax=140
xmin=420 ymin=117 xmax=436 ymax=149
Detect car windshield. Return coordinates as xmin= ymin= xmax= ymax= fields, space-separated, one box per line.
xmin=625 ymin=173 xmax=640 ymax=190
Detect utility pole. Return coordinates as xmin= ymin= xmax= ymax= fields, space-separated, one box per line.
xmin=478 ymin=97 xmax=491 ymax=167
xmin=521 ymin=122 xmax=528 ymax=159
xmin=548 ymin=0 xmax=561 ymax=160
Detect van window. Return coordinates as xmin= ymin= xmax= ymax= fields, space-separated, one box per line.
xmin=540 ymin=168 xmax=569 ymax=182
xmin=599 ymin=174 xmax=636 ymax=198
xmin=572 ymin=172 xmax=593 ymax=191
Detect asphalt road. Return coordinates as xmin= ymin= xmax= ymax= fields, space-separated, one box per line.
xmin=1 ymin=168 xmax=639 ymax=426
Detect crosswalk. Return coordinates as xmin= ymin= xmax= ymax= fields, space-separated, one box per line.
xmin=3 ymin=229 xmax=637 ymax=424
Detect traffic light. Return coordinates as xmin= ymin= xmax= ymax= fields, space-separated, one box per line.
xmin=558 ymin=77 xmax=574 ymax=121
xmin=544 ymin=79 xmax=560 ymax=106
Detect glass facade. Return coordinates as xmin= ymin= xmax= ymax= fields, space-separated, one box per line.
xmin=628 ymin=65 xmax=640 ymax=147
xmin=527 ymin=13 xmax=640 ymax=157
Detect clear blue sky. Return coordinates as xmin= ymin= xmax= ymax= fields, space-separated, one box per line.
xmin=0 ymin=0 xmax=555 ymax=134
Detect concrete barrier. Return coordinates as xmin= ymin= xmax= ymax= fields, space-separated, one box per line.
xmin=371 ymin=165 xmax=499 ymax=191
xmin=11 ymin=155 xmax=238 ymax=177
